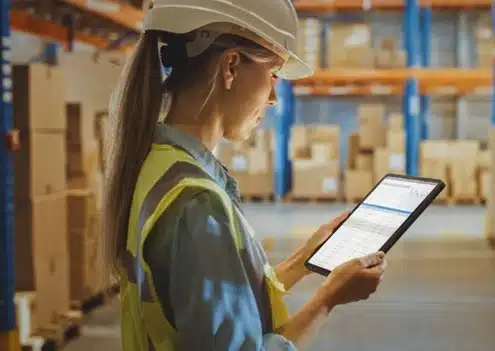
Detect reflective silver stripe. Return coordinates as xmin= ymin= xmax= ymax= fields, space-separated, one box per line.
xmin=135 ymin=161 xmax=217 ymax=303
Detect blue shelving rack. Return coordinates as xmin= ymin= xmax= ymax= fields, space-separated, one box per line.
xmin=0 ymin=0 xmax=16 ymax=347
xmin=420 ymin=7 xmax=432 ymax=141
xmin=404 ymin=0 xmax=421 ymax=176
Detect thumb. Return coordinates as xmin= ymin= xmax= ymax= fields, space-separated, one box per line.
xmin=359 ymin=251 xmax=385 ymax=268
xmin=324 ymin=211 xmax=349 ymax=230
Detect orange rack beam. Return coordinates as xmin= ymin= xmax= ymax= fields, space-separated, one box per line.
xmin=11 ymin=10 xmax=134 ymax=51
xmin=61 ymin=0 xmax=144 ymax=32
xmin=295 ymin=0 xmax=492 ymax=12
xmin=294 ymin=68 xmax=493 ymax=96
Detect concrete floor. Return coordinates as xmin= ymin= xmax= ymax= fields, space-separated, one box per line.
xmin=65 ymin=204 xmax=495 ymax=351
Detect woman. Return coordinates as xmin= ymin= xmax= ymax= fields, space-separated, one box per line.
xmin=103 ymin=0 xmax=387 ymax=350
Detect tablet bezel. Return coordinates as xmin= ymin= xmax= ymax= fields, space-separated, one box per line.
xmin=304 ymin=173 xmax=446 ymax=276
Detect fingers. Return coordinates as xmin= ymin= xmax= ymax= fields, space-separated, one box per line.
xmin=359 ymin=251 xmax=385 ymax=268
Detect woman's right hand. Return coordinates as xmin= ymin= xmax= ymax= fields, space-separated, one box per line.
xmin=316 ymin=252 xmax=387 ymax=309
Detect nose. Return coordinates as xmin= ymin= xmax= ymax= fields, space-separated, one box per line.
xmin=267 ymin=80 xmax=277 ymax=106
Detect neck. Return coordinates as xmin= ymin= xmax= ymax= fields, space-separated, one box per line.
xmin=166 ymin=91 xmax=223 ymax=152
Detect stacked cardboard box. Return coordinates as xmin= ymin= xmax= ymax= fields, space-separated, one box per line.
xmin=297 ymin=18 xmax=322 ymax=71
xmin=420 ymin=141 xmax=450 ymax=202
xmin=485 ymin=129 xmax=495 ymax=244
xmin=290 ymin=125 xmax=341 ymax=199
xmin=328 ymin=23 xmax=373 ymax=68
xmin=358 ymin=104 xmax=387 ymax=151
xmin=450 ymin=141 xmax=480 ymax=201
xmin=345 ymin=108 xmax=406 ymax=202
xmin=217 ymin=129 xmax=274 ymax=197
xmin=478 ymin=149 xmax=491 ymax=202
xmin=68 ymin=190 xmax=104 ymax=301
xmin=344 ymin=104 xmax=386 ymax=202
xmin=375 ymin=38 xmax=406 ymax=68
xmin=12 ymin=63 xmax=70 ymax=329
xmin=420 ymin=140 xmax=481 ymax=202
xmin=476 ymin=14 xmax=493 ymax=68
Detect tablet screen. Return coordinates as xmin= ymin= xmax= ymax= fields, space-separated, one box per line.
xmin=307 ymin=176 xmax=438 ymax=272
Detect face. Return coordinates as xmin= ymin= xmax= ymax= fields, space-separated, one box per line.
xmin=218 ymin=51 xmax=281 ymax=141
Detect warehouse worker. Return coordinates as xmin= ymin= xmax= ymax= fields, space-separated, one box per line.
xmin=102 ymin=0 xmax=387 ymax=350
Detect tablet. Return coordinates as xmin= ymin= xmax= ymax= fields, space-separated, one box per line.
xmin=305 ymin=174 xmax=445 ymax=276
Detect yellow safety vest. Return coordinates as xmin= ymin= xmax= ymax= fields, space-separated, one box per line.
xmin=120 ymin=143 xmax=289 ymax=350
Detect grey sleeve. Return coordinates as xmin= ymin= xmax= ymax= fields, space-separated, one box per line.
xmin=168 ymin=191 xmax=296 ymax=351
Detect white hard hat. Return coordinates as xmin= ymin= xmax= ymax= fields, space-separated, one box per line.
xmin=143 ymin=0 xmax=313 ymax=80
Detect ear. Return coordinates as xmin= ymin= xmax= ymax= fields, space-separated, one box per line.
xmin=221 ymin=50 xmax=241 ymax=91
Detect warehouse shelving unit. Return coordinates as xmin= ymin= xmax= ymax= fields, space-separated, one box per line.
xmin=273 ymin=0 xmax=494 ymax=199
xmin=1 ymin=1 xmax=144 ymax=348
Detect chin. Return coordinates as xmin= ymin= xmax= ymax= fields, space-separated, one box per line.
xmin=225 ymin=124 xmax=257 ymax=142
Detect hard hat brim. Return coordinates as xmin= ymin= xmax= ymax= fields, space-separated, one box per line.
xmin=277 ymin=52 xmax=314 ymax=80
xmin=144 ymin=4 xmax=314 ymax=80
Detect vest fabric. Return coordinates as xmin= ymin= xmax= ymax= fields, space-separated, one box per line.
xmin=120 ymin=126 xmax=293 ymax=350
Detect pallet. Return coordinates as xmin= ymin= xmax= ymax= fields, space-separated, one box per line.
xmin=447 ymin=196 xmax=482 ymax=206
xmin=70 ymin=284 xmax=120 ymax=315
xmin=240 ymin=194 xmax=274 ymax=203
xmin=15 ymin=292 xmax=82 ymax=351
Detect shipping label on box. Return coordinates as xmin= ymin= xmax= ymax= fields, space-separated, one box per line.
xmin=232 ymin=155 xmax=248 ymax=172
xmin=389 ymin=153 xmax=406 ymax=172
xmin=322 ymin=177 xmax=337 ymax=194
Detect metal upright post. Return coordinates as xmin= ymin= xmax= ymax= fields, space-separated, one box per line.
xmin=420 ymin=7 xmax=432 ymax=141
xmin=0 ymin=0 xmax=19 ymax=348
xmin=404 ymin=0 xmax=421 ymax=176
xmin=274 ymin=79 xmax=294 ymax=200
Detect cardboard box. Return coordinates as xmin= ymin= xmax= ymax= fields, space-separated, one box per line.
xmin=292 ymin=161 xmax=340 ymax=198
xmin=420 ymin=158 xmax=449 ymax=200
xmin=420 ymin=141 xmax=451 ymax=161
xmin=387 ymin=131 xmax=406 ymax=154
xmin=356 ymin=153 xmax=373 ymax=171
xmin=67 ymin=140 xmax=102 ymax=179
xmin=15 ymin=192 xmax=70 ymax=328
xmin=347 ymin=132 xmax=360 ymax=169
xmin=329 ymin=23 xmax=372 ymax=68
xmin=248 ymin=149 xmax=271 ymax=175
xmin=69 ymin=222 xmax=105 ymax=301
xmin=481 ymin=170 xmax=491 ymax=201
xmin=373 ymin=148 xmax=389 ymax=182
xmin=66 ymin=103 xmax=98 ymax=146
xmin=59 ymin=51 xmax=128 ymax=112
xmin=14 ymin=131 xmax=67 ymax=199
xmin=344 ymin=170 xmax=373 ymax=201
xmin=375 ymin=50 xmax=392 ymax=68
xmin=388 ymin=113 xmax=404 ymax=131
xmin=451 ymin=169 xmax=477 ymax=199
xmin=13 ymin=64 xmax=66 ymax=132
xmin=231 ymin=172 xmax=273 ymax=197
xmin=290 ymin=126 xmax=311 ymax=159
xmin=478 ymin=150 xmax=491 ymax=170
xmin=486 ymin=128 xmax=495 ymax=240
xmin=310 ymin=125 xmax=340 ymax=143
xmin=68 ymin=190 xmax=98 ymax=230
xmin=311 ymin=143 xmax=339 ymax=163
xmin=358 ymin=104 xmax=386 ymax=150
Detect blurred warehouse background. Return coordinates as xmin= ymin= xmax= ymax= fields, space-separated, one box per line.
xmin=1 ymin=1 xmax=495 ymax=351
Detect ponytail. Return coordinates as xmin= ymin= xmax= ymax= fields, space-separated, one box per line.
xmin=103 ymin=31 xmax=163 ymax=275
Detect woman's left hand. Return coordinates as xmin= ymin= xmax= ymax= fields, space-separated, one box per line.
xmin=300 ymin=211 xmax=350 ymax=274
